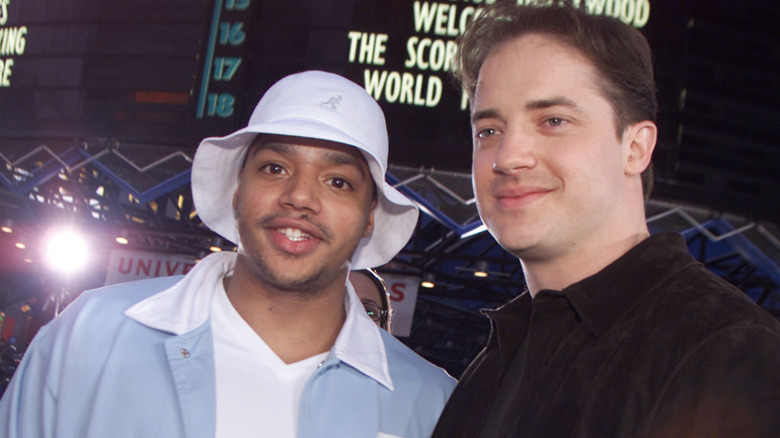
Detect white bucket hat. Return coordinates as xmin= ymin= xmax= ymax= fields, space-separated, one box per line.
xmin=191 ymin=70 xmax=419 ymax=270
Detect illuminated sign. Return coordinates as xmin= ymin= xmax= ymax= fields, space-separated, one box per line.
xmin=348 ymin=2 xmax=480 ymax=110
xmin=333 ymin=0 xmax=654 ymax=170
xmin=196 ymin=0 xmax=253 ymax=120
xmin=0 ymin=0 xmax=27 ymax=87
xmin=348 ymin=0 xmax=651 ymax=110
xmin=573 ymin=0 xmax=650 ymax=28
xmin=0 ymin=0 xmax=658 ymax=172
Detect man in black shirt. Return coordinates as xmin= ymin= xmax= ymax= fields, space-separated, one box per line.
xmin=432 ymin=1 xmax=780 ymax=437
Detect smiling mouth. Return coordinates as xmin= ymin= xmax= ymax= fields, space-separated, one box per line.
xmin=276 ymin=227 xmax=313 ymax=242
xmin=494 ymin=188 xmax=552 ymax=208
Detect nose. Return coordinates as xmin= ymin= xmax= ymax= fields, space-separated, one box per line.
xmin=279 ymin=173 xmax=321 ymax=213
xmin=490 ymin=129 xmax=537 ymax=175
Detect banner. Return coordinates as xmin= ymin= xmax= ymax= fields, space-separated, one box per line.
xmin=105 ymin=248 xmax=196 ymax=286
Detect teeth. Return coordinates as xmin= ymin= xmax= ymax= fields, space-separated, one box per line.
xmin=277 ymin=227 xmax=311 ymax=242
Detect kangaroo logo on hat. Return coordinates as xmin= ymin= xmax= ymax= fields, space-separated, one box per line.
xmin=320 ymin=95 xmax=343 ymax=112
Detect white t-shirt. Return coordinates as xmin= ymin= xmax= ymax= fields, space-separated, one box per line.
xmin=211 ymin=284 xmax=328 ymax=437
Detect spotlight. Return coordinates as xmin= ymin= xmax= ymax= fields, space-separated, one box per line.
xmin=44 ymin=227 xmax=90 ymax=273
xmin=473 ymin=261 xmax=489 ymax=278
xmin=1 ymin=218 xmax=13 ymax=233
xmin=115 ymin=229 xmax=129 ymax=245
xmin=209 ymin=236 xmax=224 ymax=252
xmin=421 ymin=273 xmax=436 ymax=289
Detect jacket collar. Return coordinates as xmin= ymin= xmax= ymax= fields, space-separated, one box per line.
xmin=338 ymin=281 xmax=394 ymax=390
xmin=125 ymin=251 xmax=232 ymax=335
xmin=125 ymin=251 xmax=393 ymax=390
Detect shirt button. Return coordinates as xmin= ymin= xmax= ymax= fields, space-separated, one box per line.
xmin=180 ymin=348 xmax=191 ymax=358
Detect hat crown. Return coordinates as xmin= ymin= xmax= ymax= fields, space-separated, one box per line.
xmin=248 ymin=71 xmax=389 ymax=172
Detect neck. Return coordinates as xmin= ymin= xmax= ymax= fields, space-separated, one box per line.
xmin=522 ymin=227 xmax=650 ymax=297
xmin=224 ymin=262 xmax=347 ymax=364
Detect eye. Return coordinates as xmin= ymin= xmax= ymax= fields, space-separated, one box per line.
xmin=327 ymin=177 xmax=353 ymax=190
xmin=362 ymin=301 xmax=386 ymax=322
xmin=260 ymin=163 xmax=286 ymax=175
xmin=476 ymin=127 xmax=499 ymax=139
xmin=545 ymin=117 xmax=567 ymax=127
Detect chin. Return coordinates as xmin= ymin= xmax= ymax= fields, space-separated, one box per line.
xmin=268 ymin=271 xmax=324 ymax=294
xmin=241 ymin=254 xmax=315 ymax=290
xmin=492 ymin=232 xmax=539 ymax=259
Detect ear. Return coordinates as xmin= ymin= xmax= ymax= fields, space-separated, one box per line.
xmin=362 ymin=198 xmax=378 ymax=238
xmin=623 ymin=121 xmax=657 ymax=177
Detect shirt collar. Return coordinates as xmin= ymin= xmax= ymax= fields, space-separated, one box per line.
xmin=561 ymin=231 xmax=700 ymax=337
xmin=487 ymin=232 xmax=700 ymax=339
xmin=482 ymin=291 xmax=533 ymax=364
xmin=125 ymin=252 xmax=393 ymax=390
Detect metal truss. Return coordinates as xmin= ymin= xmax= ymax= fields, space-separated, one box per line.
xmin=1 ymin=141 xmax=778 ymax=308
xmin=1 ymin=140 xmax=779 ymax=377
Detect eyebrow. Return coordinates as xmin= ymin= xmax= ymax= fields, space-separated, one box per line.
xmin=471 ymin=96 xmax=581 ymax=124
xmin=525 ymin=96 xmax=579 ymax=111
xmin=258 ymin=141 xmax=369 ymax=179
xmin=471 ymin=108 xmax=500 ymax=124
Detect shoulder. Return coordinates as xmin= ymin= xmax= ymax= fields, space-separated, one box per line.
xmin=647 ymin=313 xmax=780 ymax=436
xmin=10 ymin=276 xmax=187 ymax=388
xmin=638 ymin=262 xmax=780 ymax=379
xmin=61 ymin=276 xmax=184 ymax=319
xmin=657 ymin=262 xmax=780 ymax=332
xmin=380 ymin=330 xmax=457 ymax=393
xmin=81 ymin=276 xmax=185 ymax=305
xmin=33 ymin=276 xmax=184 ymax=345
xmin=79 ymin=276 xmax=184 ymax=311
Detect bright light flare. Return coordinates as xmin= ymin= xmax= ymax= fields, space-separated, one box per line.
xmin=44 ymin=228 xmax=90 ymax=273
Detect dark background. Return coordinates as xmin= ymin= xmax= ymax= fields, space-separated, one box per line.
xmin=2 ymin=0 xmax=777 ymax=222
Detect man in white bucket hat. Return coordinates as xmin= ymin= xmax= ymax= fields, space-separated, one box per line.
xmin=0 ymin=71 xmax=455 ymax=438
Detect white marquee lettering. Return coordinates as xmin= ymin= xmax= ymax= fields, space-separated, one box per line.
xmin=364 ymin=69 xmax=443 ymax=107
xmin=0 ymin=58 xmax=12 ymax=86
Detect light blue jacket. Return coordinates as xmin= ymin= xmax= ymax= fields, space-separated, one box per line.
xmin=0 ymin=252 xmax=456 ymax=438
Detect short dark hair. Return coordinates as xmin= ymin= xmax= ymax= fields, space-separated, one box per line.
xmin=456 ymin=0 xmax=657 ymax=197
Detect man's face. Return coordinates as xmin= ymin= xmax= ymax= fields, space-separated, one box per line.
xmin=233 ymin=134 xmax=377 ymax=293
xmin=471 ymin=34 xmax=636 ymax=262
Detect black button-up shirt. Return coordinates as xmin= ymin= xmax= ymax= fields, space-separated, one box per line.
xmin=433 ymin=232 xmax=780 ymax=438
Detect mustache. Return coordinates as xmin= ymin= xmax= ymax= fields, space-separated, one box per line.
xmin=256 ymin=212 xmax=333 ymax=242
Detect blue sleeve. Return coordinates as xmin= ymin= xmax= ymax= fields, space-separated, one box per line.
xmin=0 ymin=324 xmax=58 ymax=438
